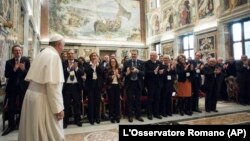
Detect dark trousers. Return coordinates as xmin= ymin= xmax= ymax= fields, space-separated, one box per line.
xmin=147 ymin=85 xmax=160 ymax=116
xmin=160 ymin=83 xmax=173 ymax=115
xmin=238 ymin=76 xmax=250 ymax=105
xmin=63 ymin=83 xmax=82 ymax=124
xmin=108 ymin=84 xmax=121 ymax=119
xmin=205 ymin=86 xmax=218 ymax=111
xmin=6 ymin=88 xmax=24 ymax=128
xmin=160 ymin=81 xmax=174 ymax=115
xmin=87 ymin=80 xmax=101 ymax=122
xmin=192 ymin=78 xmax=201 ymax=110
xmin=126 ymin=81 xmax=142 ymax=118
xmin=160 ymin=87 xmax=166 ymax=115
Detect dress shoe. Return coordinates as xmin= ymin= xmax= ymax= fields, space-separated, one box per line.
xmin=128 ymin=117 xmax=133 ymax=122
xmin=167 ymin=113 xmax=172 ymax=116
xmin=96 ymin=119 xmax=100 ymax=124
xmin=2 ymin=127 xmax=15 ymax=136
xmin=154 ymin=115 xmax=162 ymax=119
xmin=161 ymin=114 xmax=168 ymax=117
xmin=147 ymin=115 xmax=153 ymax=120
xmin=193 ymin=109 xmax=202 ymax=113
xmin=185 ymin=111 xmax=193 ymax=116
xmin=212 ymin=110 xmax=218 ymax=112
xmin=206 ymin=110 xmax=211 ymax=113
xmin=63 ymin=124 xmax=68 ymax=129
xmin=110 ymin=119 xmax=115 ymax=123
xmin=116 ymin=119 xmax=120 ymax=123
xmin=76 ymin=122 xmax=82 ymax=127
xmin=89 ymin=119 xmax=94 ymax=125
xmin=136 ymin=117 xmax=144 ymax=122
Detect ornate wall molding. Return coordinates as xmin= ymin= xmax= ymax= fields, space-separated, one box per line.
xmin=219 ymin=5 xmax=250 ymax=24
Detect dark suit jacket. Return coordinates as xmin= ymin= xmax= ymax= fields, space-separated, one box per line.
xmin=106 ymin=68 xmax=123 ymax=89
xmin=202 ymin=65 xmax=217 ymax=92
xmin=5 ymin=57 xmax=30 ymax=97
xmin=62 ymin=59 xmax=84 ymax=92
xmin=85 ymin=62 xmax=104 ymax=91
xmin=176 ymin=63 xmax=192 ymax=82
xmin=145 ymin=60 xmax=163 ymax=88
xmin=161 ymin=64 xmax=176 ymax=84
xmin=122 ymin=59 xmax=145 ymax=90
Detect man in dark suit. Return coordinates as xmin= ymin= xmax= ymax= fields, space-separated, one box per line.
xmin=145 ymin=51 xmax=163 ymax=120
xmin=203 ymin=58 xmax=220 ymax=112
xmin=122 ymin=49 xmax=145 ymax=122
xmin=236 ymin=55 xmax=250 ymax=105
xmin=190 ymin=51 xmax=203 ymax=113
xmin=62 ymin=49 xmax=84 ymax=128
xmin=3 ymin=45 xmax=30 ymax=136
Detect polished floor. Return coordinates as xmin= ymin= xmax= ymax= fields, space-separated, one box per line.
xmin=0 ymin=98 xmax=249 ymax=141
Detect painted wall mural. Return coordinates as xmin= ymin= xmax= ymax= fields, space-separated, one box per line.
xmin=121 ymin=50 xmax=128 ymax=58
xmin=0 ymin=0 xmax=18 ymax=83
xmin=197 ymin=32 xmax=217 ymax=60
xmin=49 ymin=0 xmax=141 ymax=42
xmin=0 ymin=32 xmax=15 ymax=83
xmin=179 ymin=0 xmax=191 ymax=26
xmin=161 ymin=0 xmax=171 ymax=5
xmin=224 ymin=0 xmax=248 ymax=11
xmin=198 ymin=0 xmax=214 ymax=19
xmin=0 ymin=0 xmax=11 ymax=20
xmin=151 ymin=13 xmax=160 ymax=35
xmin=162 ymin=42 xmax=174 ymax=57
xmin=162 ymin=7 xmax=174 ymax=31
xmin=0 ymin=32 xmax=7 ymax=82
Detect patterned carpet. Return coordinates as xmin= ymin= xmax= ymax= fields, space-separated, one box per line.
xmin=65 ymin=128 xmax=118 ymax=141
xmin=178 ymin=112 xmax=250 ymax=125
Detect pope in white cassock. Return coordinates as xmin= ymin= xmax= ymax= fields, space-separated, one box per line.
xmin=18 ymin=34 xmax=65 ymax=141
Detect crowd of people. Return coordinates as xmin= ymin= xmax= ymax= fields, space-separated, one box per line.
xmin=42 ymin=49 xmax=250 ymax=124
xmin=2 ymin=35 xmax=250 ymax=140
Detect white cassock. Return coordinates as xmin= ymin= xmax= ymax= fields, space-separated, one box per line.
xmin=18 ymin=46 xmax=65 ymax=141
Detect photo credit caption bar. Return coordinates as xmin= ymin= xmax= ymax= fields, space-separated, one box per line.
xmin=119 ymin=125 xmax=249 ymax=140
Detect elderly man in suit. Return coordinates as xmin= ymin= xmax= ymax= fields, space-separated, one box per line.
xmin=145 ymin=51 xmax=163 ymax=120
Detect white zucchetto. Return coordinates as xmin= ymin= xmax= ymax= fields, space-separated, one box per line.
xmin=49 ymin=34 xmax=64 ymax=42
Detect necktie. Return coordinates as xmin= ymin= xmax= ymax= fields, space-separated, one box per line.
xmin=132 ymin=60 xmax=137 ymax=67
xmin=69 ymin=61 xmax=75 ymax=81
xmin=131 ymin=60 xmax=138 ymax=81
xmin=15 ymin=58 xmax=19 ymax=64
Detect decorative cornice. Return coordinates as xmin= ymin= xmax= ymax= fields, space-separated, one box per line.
xmin=219 ymin=5 xmax=250 ymax=24
xmin=41 ymin=39 xmax=145 ymax=48
xmin=174 ymin=24 xmax=195 ymax=34
xmin=194 ymin=27 xmax=217 ymax=35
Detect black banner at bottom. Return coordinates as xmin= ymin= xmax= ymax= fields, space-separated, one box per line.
xmin=119 ymin=125 xmax=249 ymax=140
